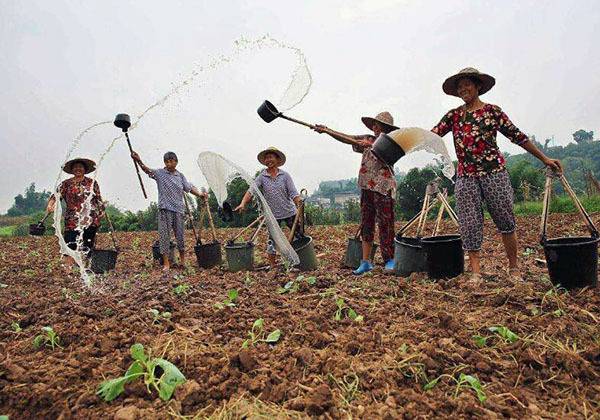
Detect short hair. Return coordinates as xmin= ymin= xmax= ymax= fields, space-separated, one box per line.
xmin=163 ymin=151 xmax=178 ymax=162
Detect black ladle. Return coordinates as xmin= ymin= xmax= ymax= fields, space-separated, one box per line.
xmin=257 ymin=100 xmax=314 ymax=129
xmin=114 ymin=113 xmax=147 ymax=199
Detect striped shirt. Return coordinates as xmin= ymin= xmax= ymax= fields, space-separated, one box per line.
xmin=149 ymin=168 xmax=193 ymax=214
xmin=254 ymin=169 xmax=299 ymax=219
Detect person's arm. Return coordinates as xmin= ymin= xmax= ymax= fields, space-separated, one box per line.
xmin=190 ymin=186 xmax=207 ymax=198
xmin=234 ymin=190 xmax=252 ymax=212
xmin=497 ymin=108 xmax=562 ymax=172
xmin=431 ymin=110 xmax=453 ymax=137
xmin=47 ymin=182 xmax=65 ymax=212
xmin=92 ymin=180 xmax=105 ymax=217
xmin=312 ymin=125 xmax=369 ymax=149
xmin=284 ymin=173 xmax=301 ymax=207
xmin=130 ymin=151 xmax=154 ymax=176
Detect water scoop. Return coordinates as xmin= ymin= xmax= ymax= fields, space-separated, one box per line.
xmin=114 ymin=113 xmax=148 ymax=199
xmin=371 ymin=127 xmax=442 ymax=166
xmin=257 ymin=100 xmax=315 ymax=129
xmin=29 ymin=212 xmax=51 ymax=236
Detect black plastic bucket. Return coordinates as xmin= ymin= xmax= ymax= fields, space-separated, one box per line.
xmin=152 ymin=240 xmax=176 ymax=265
xmin=90 ymin=249 xmax=118 ymax=274
xmin=29 ymin=222 xmax=46 ymax=236
xmin=394 ymin=236 xmax=425 ymax=277
xmin=225 ymin=242 xmax=254 ymax=272
xmin=292 ymin=236 xmax=318 ymax=271
xmin=421 ymin=234 xmax=464 ymax=279
xmin=343 ymin=238 xmax=378 ymax=269
xmin=544 ymin=236 xmax=599 ymax=289
xmin=371 ymin=133 xmax=406 ymax=166
xmin=195 ymin=241 xmax=222 ymax=268
xmin=257 ymin=100 xmax=280 ymax=123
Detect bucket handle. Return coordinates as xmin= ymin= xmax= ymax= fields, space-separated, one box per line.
xmin=183 ymin=194 xmax=200 ymax=244
xmin=540 ymin=169 xmax=599 ymax=245
xmin=288 ymin=189 xmax=308 ymax=242
xmin=102 ymin=206 xmax=119 ymax=252
xmin=229 ymin=216 xmax=264 ymax=243
xmin=203 ymin=196 xmax=218 ymax=242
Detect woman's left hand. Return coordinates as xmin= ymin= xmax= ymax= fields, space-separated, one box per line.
xmin=543 ymin=158 xmax=562 ymax=173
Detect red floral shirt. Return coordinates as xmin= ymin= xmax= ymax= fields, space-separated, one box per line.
xmin=58 ymin=177 xmax=104 ymax=230
xmin=353 ymin=135 xmax=396 ymax=197
xmin=432 ymin=104 xmax=529 ymax=177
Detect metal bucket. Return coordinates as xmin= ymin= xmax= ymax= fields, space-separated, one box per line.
xmin=421 ymin=234 xmax=464 ymax=279
xmin=195 ymin=241 xmax=222 ymax=269
xmin=393 ymin=236 xmax=425 ymax=277
xmin=90 ymin=249 xmax=118 ymax=274
xmin=292 ymin=236 xmax=318 ymax=271
xmin=152 ymin=240 xmax=176 ymax=265
xmin=343 ymin=238 xmax=378 ymax=269
xmin=257 ymin=100 xmax=280 ymax=123
xmin=544 ymin=236 xmax=599 ymax=289
xmin=371 ymin=133 xmax=406 ymax=166
xmin=225 ymin=242 xmax=254 ymax=272
xmin=29 ymin=222 xmax=46 ymax=236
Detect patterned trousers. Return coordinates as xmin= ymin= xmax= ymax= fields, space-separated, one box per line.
xmin=158 ymin=209 xmax=185 ymax=254
xmin=455 ymin=170 xmax=516 ymax=251
xmin=360 ymin=189 xmax=395 ymax=261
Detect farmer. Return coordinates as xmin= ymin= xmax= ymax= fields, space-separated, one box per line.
xmin=234 ymin=147 xmax=303 ymax=269
xmin=46 ymin=158 xmax=105 ymax=264
xmin=313 ymin=112 xmax=398 ymax=274
xmin=431 ymin=67 xmax=562 ymax=281
xmin=131 ymin=151 xmax=207 ymax=271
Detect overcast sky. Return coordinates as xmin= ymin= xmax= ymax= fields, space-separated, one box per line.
xmin=2 ymin=0 xmax=599 ymax=212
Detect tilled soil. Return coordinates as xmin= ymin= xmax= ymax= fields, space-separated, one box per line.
xmin=1 ymin=214 xmax=599 ymax=419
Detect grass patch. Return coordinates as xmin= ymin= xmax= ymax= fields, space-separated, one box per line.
xmin=0 ymin=226 xmax=15 ymax=237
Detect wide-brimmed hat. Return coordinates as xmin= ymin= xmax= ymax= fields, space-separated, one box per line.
xmin=361 ymin=111 xmax=399 ymax=133
xmin=443 ymin=67 xmax=496 ymax=97
xmin=62 ymin=158 xmax=96 ymax=174
xmin=257 ymin=147 xmax=286 ymax=166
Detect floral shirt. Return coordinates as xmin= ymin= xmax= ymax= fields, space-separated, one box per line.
xmin=431 ymin=103 xmax=529 ymax=177
xmin=353 ymin=135 xmax=396 ymax=197
xmin=58 ymin=177 xmax=104 ymax=230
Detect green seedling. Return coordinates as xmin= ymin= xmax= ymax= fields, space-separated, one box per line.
xmin=148 ymin=309 xmax=172 ymax=324
xmin=241 ymin=318 xmax=281 ymax=349
xmin=214 ymin=289 xmax=238 ymax=309
xmin=277 ymin=276 xmax=316 ymax=294
xmin=33 ymin=326 xmax=62 ymax=350
xmin=424 ymin=372 xmax=486 ymax=404
xmin=328 ymin=373 xmax=360 ymax=404
xmin=0 ymin=283 xmax=8 ymax=288
xmin=488 ymin=326 xmax=519 ymax=343
xmin=334 ymin=298 xmax=364 ymax=323
xmin=61 ymin=287 xmax=80 ymax=301
xmin=11 ymin=322 xmax=22 ymax=333
xmin=522 ymin=247 xmax=535 ymax=257
xmin=97 ymin=343 xmax=186 ymax=402
xmin=1 ymin=415 xmax=9 ymax=420
xmin=173 ymin=283 xmax=190 ymax=296
xmin=552 ymin=308 xmax=565 ymax=317
xmin=472 ymin=335 xmax=488 ymax=348
xmin=244 ymin=272 xmax=253 ymax=286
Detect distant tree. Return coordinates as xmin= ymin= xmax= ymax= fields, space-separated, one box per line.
xmin=572 ymin=129 xmax=594 ymax=144
xmin=6 ymin=183 xmax=51 ymax=216
xmin=508 ymin=160 xmax=545 ymax=201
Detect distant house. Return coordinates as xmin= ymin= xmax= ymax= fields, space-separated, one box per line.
xmin=333 ymin=192 xmax=360 ymax=205
xmin=306 ymin=196 xmax=332 ymax=207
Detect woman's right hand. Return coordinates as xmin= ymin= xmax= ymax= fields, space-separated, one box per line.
xmin=131 ymin=151 xmax=140 ymax=162
xmin=312 ymin=124 xmax=329 ymax=134
xmin=234 ymin=203 xmax=246 ymax=213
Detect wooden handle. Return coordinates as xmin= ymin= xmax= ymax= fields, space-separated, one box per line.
xmin=279 ymin=114 xmax=314 ymax=129
xmin=540 ymin=175 xmax=553 ymax=243
xmin=559 ymin=174 xmax=598 ymax=236
xmin=249 ymin=217 xmax=266 ymax=243
xmin=230 ymin=216 xmax=263 ymax=242
xmin=125 ymin=133 xmax=148 ymax=199
xmin=183 ymin=194 xmax=199 ymax=242
xmin=103 ymin=208 xmax=119 ymax=251
xmin=397 ymin=200 xmax=437 ymax=237
xmin=288 ymin=210 xmax=302 ymax=243
xmin=204 ymin=198 xmax=218 ymax=241
xmin=437 ymin=193 xmax=459 ymax=226
xmin=416 ymin=193 xmax=430 ymax=238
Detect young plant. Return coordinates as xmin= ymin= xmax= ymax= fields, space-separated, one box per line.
xmin=241 ymin=318 xmax=281 ymax=349
xmin=33 ymin=326 xmax=62 ymax=350
xmin=173 ymin=283 xmax=190 ymax=296
xmin=277 ymin=275 xmax=317 ymax=294
xmin=214 ymin=289 xmax=239 ymax=309
xmin=11 ymin=322 xmax=22 ymax=333
xmin=488 ymin=326 xmax=519 ymax=343
xmin=334 ymin=298 xmax=364 ymax=323
xmin=424 ymin=372 xmax=487 ymax=404
xmin=97 ymin=343 xmax=186 ymax=402
xmin=148 ymin=309 xmax=172 ymax=324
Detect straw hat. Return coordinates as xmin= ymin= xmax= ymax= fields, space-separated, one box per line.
xmin=62 ymin=158 xmax=96 ymax=174
xmin=443 ymin=67 xmax=496 ymax=97
xmin=361 ymin=111 xmax=399 ymax=133
xmin=257 ymin=147 xmax=286 ymax=166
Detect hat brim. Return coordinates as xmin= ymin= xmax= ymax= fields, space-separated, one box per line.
xmin=63 ymin=158 xmax=96 ymax=174
xmin=361 ymin=117 xmax=399 ymax=133
xmin=442 ymin=72 xmax=496 ymax=97
xmin=257 ymin=149 xmax=286 ymax=166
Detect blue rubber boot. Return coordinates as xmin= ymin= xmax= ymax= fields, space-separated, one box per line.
xmin=353 ymin=260 xmax=374 ymax=275
xmin=384 ymin=259 xmax=395 ymax=271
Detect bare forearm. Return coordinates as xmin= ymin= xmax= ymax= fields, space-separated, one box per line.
xmin=240 ymin=191 xmax=253 ymax=206
xmin=324 ymin=128 xmax=361 ymax=146
xmin=521 ymin=141 xmax=548 ymax=163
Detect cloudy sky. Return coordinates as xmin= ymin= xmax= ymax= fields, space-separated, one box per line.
xmin=2 ymin=0 xmax=599 ymax=212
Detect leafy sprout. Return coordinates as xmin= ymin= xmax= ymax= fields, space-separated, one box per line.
xmin=97 ymin=343 xmax=186 ymax=402
xmin=241 ymin=318 xmax=281 ymax=349
xmin=173 ymin=283 xmax=190 ymax=296
xmin=214 ymin=289 xmax=239 ymax=309
xmin=11 ymin=322 xmax=22 ymax=333
xmin=277 ymin=276 xmax=317 ymax=294
xmin=334 ymin=297 xmax=363 ymax=322
xmin=33 ymin=326 xmax=62 ymax=350
xmin=148 ymin=309 xmax=172 ymax=324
